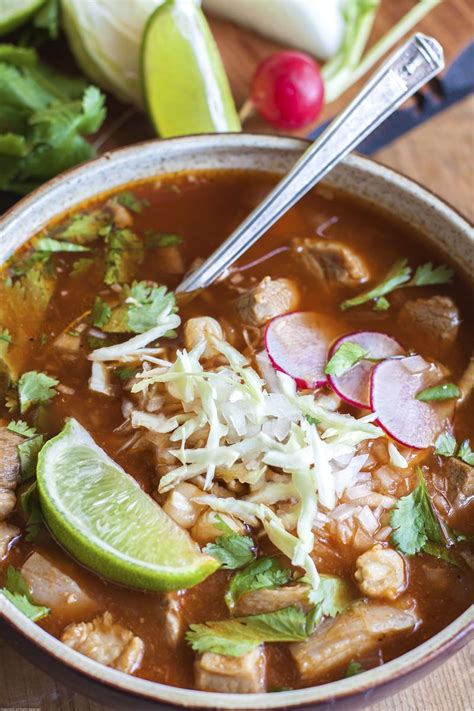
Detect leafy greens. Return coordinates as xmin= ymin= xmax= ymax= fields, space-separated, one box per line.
xmin=1 ymin=566 xmax=49 ymax=621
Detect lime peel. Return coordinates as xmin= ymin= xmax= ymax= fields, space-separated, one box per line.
xmin=37 ymin=418 xmax=219 ymax=591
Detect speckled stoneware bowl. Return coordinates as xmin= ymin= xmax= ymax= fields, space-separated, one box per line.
xmin=0 ymin=134 xmax=472 ymax=710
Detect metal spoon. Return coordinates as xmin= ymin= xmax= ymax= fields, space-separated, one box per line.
xmin=176 ymin=33 xmax=444 ymax=295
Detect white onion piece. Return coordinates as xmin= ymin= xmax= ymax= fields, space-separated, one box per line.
xmin=327 ymin=331 xmax=404 ymax=409
xmin=264 ymin=311 xmax=341 ymax=389
xmin=370 ymin=355 xmax=455 ymax=449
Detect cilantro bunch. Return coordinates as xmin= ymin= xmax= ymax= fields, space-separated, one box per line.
xmin=0 ymin=44 xmax=106 ymax=194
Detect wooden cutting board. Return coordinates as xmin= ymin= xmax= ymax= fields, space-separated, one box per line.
xmin=1 ymin=0 xmax=473 ymax=708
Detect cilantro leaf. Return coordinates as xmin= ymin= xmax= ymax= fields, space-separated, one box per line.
xmin=34 ymin=237 xmax=90 ymax=253
xmin=390 ymin=469 xmax=444 ymax=555
xmin=204 ymin=519 xmax=255 ymax=570
xmin=186 ymin=606 xmax=312 ymax=657
xmin=7 ymin=420 xmax=37 ymax=437
xmin=0 ymin=328 xmax=12 ymax=344
xmin=1 ymin=566 xmax=49 ymax=621
xmin=225 ymin=557 xmax=292 ymax=610
xmin=104 ymin=228 xmax=144 ymax=285
xmin=115 ymin=191 xmax=147 ymax=214
xmin=102 ymin=282 xmax=177 ymax=335
xmin=345 ymin=661 xmax=365 ymax=677
xmin=458 ymin=440 xmax=474 ymax=466
xmin=415 ymin=383 xmax=460 ymax=402
xmin=0 ymin=50 xmax=106 ymax=194
xmin=307 ymin=574 xmax=354 ymax=627
xmin=145 ymin=231 xmax=183 ymax=248
xmin=434 ymin=431 xmax=458 ymax=457
xmin=18 ymin=370 xmax=58 ymax=413
xmin=341 ymin=259 xmax=411 ymax=310
xmin=57 ymin=211 xmax=108 ymax=245
xmin=70 ymin=257 xmax=94 ymax=279
xmin=19 ymin=480 xmax=43 ymax=541
xmin=373 ymin=296 xmax=390 ymax=311
xmin=409 ymin=262 xmax=454 ymax=287
xmin=18 ymin=433 xmax=44 ymax=480
xmin=325 ymin=341 xmax=369 ymax=377
xmin=115 ymin=366 xmax=141 ymax=381
xmin=90 ymin=297 xmax=112 ymax=329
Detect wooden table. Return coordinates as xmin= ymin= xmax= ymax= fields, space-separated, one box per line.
xmin=1 ymin=0 xmax=473 ymax=708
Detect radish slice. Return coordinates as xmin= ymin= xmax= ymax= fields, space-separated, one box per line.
xmin=327 ymin=331 xmax=404 ymax=409
xmin=370 ymin=355 xmax=455 ymax=449
xmin=264 ymin=311 xmax=341 ymax=389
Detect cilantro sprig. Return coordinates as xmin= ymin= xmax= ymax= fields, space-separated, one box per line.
xmin=17 ymin=370 xmax=58 ymax=414
xmin=341 ymin=259 xmax=453 ymax=311
xmin=186 ymin=605 xmax=314 ymax=657
xmin=434 ymin=432 xmax=474 ymax=465
xmin=325 ymin=341 xmax=371 ymax=377
xmin=415 ymin=383 xmax=460 ymax=402
xmin=390 ymin=469 xmax=445 ymax=556
xmin=204 ymin=517 xmax=255 ymax=570
xmin=225 ymin=557 xmax=292 ymax=610
xmin=1 ymin=566 xmax=49 ymax=621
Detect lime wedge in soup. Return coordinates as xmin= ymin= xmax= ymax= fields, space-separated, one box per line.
xmin=37 ymin=418 xmax=219 ymax=591
xmin=0 ymin=0 xmax=45 ymax=35
xmin=140 ymin=0 xmax=240 ymax=137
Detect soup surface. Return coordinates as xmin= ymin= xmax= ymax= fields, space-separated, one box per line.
xmin=0 ymin=170 xmax=473 ymax=693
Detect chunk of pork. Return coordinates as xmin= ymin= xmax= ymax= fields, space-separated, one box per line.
xmin=61 ymin=611 xmax=144 ymax=674
xmin=235 ymin=277 xmax=300 ymax=326
xmin=290 ymin=601 xmax=419 ymax=680
xmin=445 ymin=457 xmax=474 ymax=501
xmin=398 ymin=296 xmax=459 ymax=353
xmin=21 ymin=553 xmax=97 ymax=618
xmin=195 ymin=646 xmax=265 ymax=693
xmin=292 ymin=238 xmax=368 ymax=287
xmin=354 ymin=545 xmax=406 ymax=600
xmin=0 ymin=427 xmax=22 ymax=520
xmin=235 ymin=584 xmax=311 ymax=616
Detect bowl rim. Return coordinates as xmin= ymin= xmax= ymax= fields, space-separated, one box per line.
xmin=0 ymin=132 xmax=473 ymax=709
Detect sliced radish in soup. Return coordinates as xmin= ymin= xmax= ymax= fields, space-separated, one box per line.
xmin=370 ymin=355 xmax=455 ymax=449
xmin=327 ymin=331 xmax=404 ymax=409
xmin=264 ymin=311 xmax=341 ymax=389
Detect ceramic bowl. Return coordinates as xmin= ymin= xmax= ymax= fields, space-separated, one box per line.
xmin=0 ymin=134 xmax=472 ymax=710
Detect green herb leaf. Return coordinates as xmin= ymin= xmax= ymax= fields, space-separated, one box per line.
xmin=422 ymin=541 xmax=461 ymax=567
xmin=33 ymin=0 xmax=60 ymax=40
xmin=345 ymin=661 xmax=365 ymax=677
xmin=19 ymin=480 xmax=43 ymax=541
xmin=7 ymin=420 xmax=37 ymax=437
xmin=186 ymin=606 xmax=312 ymax=657
xmin=18 ymin=433 xmax=44 ymax=481
xmin=415 ymin=383 xmax=460 ymax=402
xmin=57 ymin=211 xmax=108 ymax=245
xmin=225 ymin=557 xmax=292 ymax=610
xmin=70 ymin=257 xmax=94 ymax=279
xmin=0 ymin=328 xmax=12 ymax=344
xmin=373 ymin=296 xmax=390 ymax=311
xmin=1 ymin=566 xmax=49 ymax=621
xmin=35 ymin=237 xmax=90 ymax=253
xmin=145 ymin=231 xmax=183 ymax=248
xmin=458 ymin=440 xmax=474 ymax=466
xmin=115 ymin=366 xmax=141 ymax=381
xmin=390 ymin=469 xmax=444 ymax=555
xmin=434 ymin=431 xmax=458 ymax=457
xmin=204 ymin=520 xmax=255 ymax=571
xmin=90 ymin=297 xmax=112 ymax=329
xmin=18 ymin=371 xmax=58 ymax=414
xmin=341 ymin=259 xmax=412 ymax=310
xmin=102 ymin=282 xmax=177 ymax=335
xmin=104 ymin=229 xmax=144 ymax=285
xmin=115 ymin=191 xmax=147 ymax=214
xmin=307 ymin=574 xmax=354 ymax=627
xmin=325 ymin=341 xmax=369 ymax=377
xmin=409 ymin=262 xmax=454 ymax=287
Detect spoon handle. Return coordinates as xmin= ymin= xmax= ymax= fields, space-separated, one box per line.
xmin=177 ymin=33 xmax=444 ymax=294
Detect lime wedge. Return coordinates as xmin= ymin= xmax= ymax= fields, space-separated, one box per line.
xmin=140 ymin=0 xmax=240 ymax=137
xmin=37 ymin=418 xmax=218 ymax=591
xmin=0 ymin=0 xmax=45 ymax=35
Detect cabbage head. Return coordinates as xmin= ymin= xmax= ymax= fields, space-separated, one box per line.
xmin=60 ymin=0 xmax=166 ymax=106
